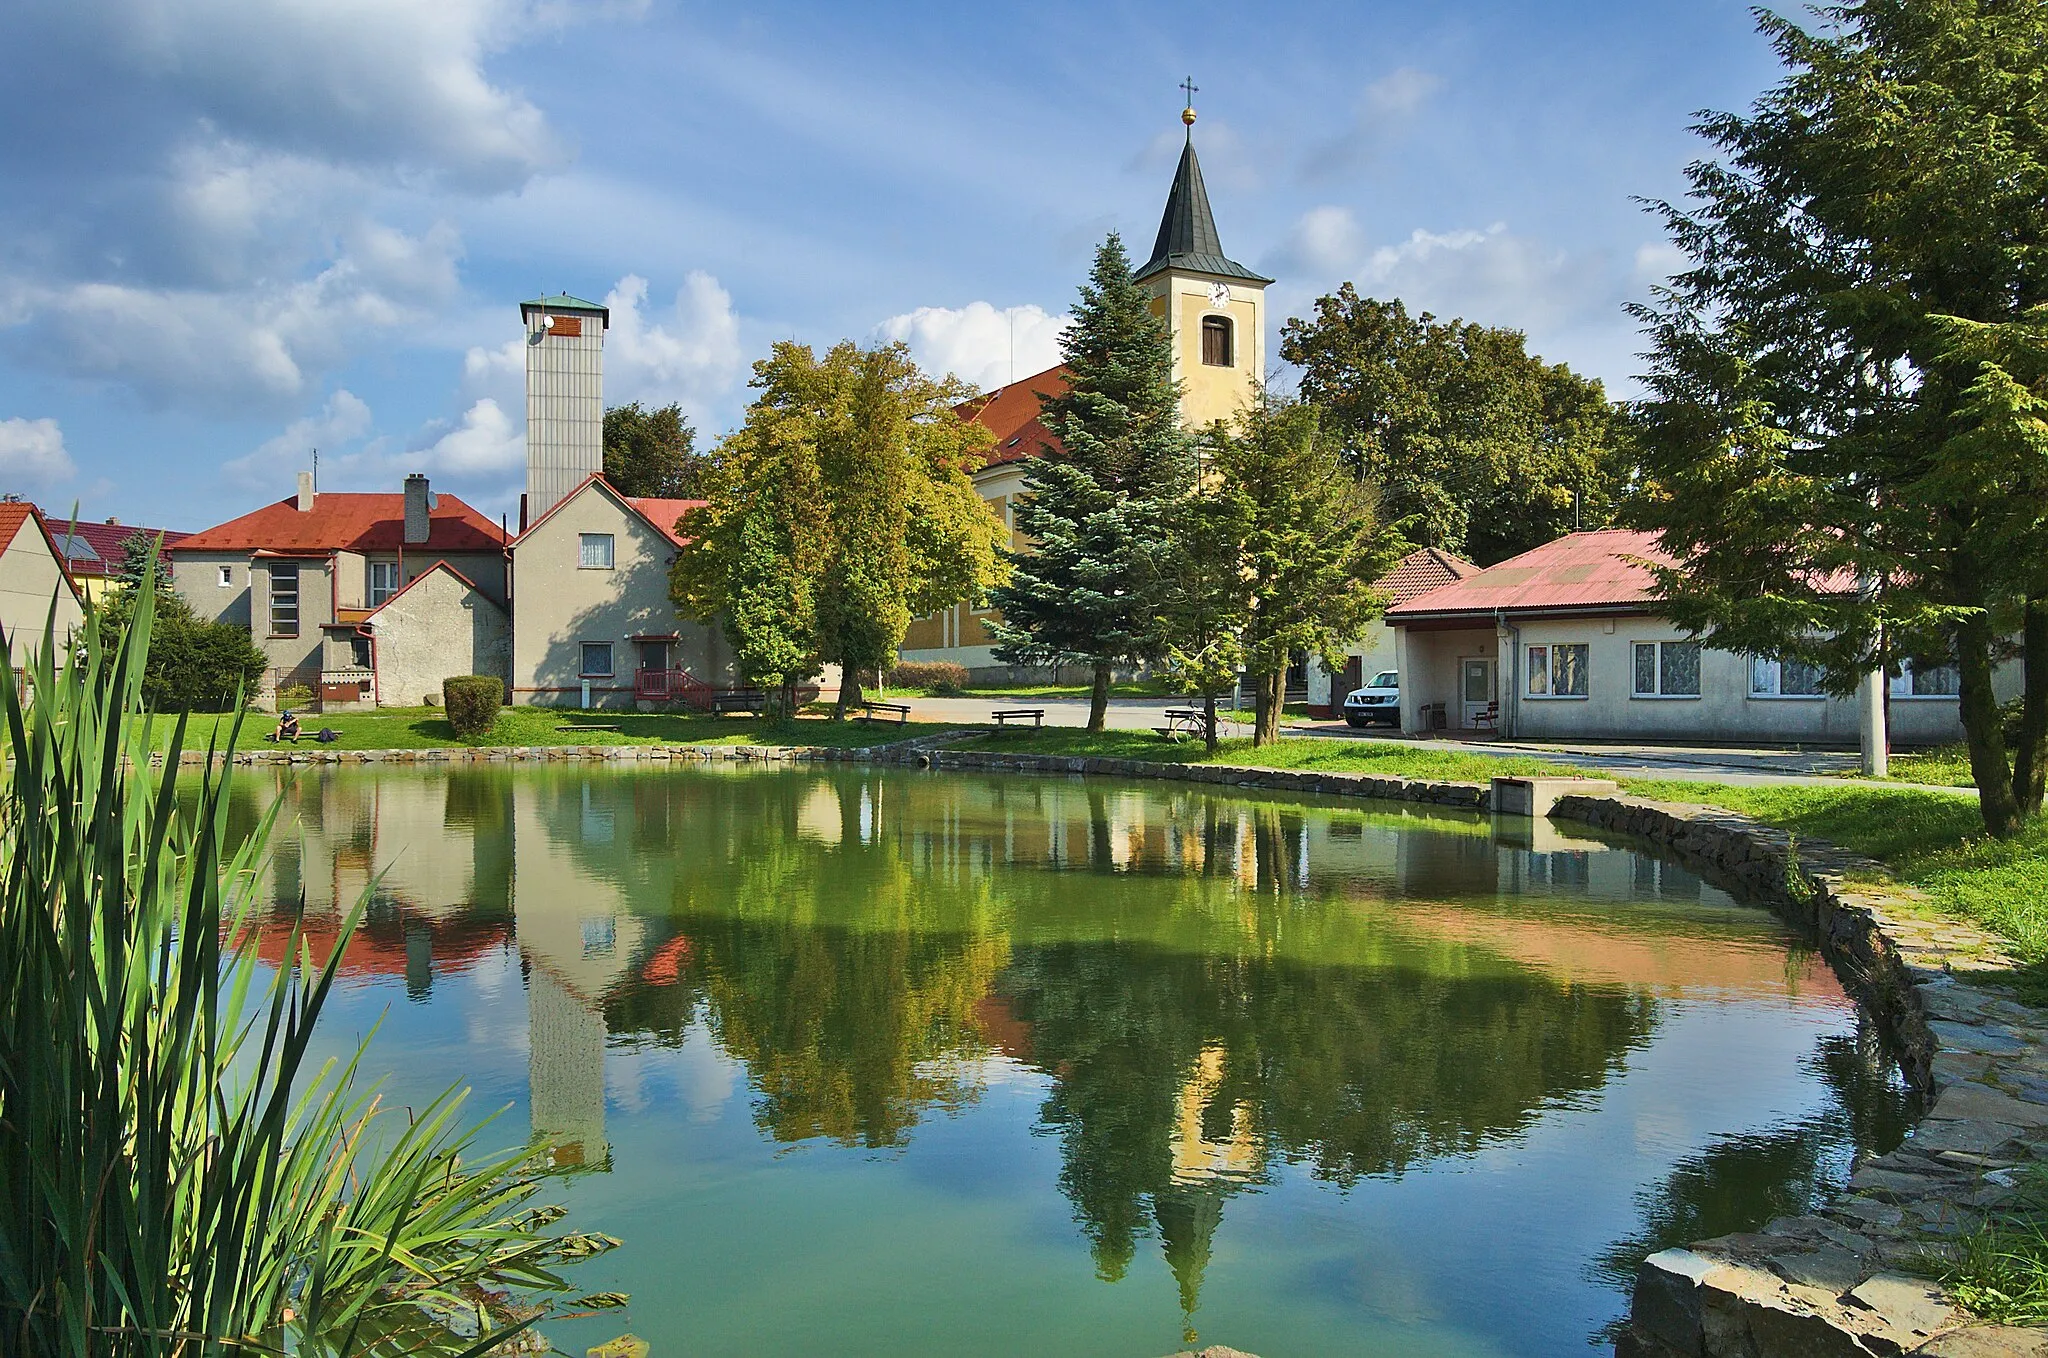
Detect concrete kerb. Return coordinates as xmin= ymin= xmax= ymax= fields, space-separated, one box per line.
xmin=147 ymin=742 xmax=2046 ymax=1353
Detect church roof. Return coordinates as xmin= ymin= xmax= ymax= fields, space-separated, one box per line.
xmin=1134 ymin=137 xmax=1272 ymax=286
xmin=955 ymin=364 xmax=1071 ymax=468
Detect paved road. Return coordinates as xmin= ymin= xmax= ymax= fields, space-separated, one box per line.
xmin=895 ymin=693 xmax=1971 ymax=792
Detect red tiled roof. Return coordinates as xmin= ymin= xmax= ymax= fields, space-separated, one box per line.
xmin=1375 ymin=547 xmax=1480 ymax=607
xmin=1388 ymin=529 xmax=1675 ymax=619
xmin=956 ymin=364 xmax=1070 ymax=467
xmin=40 ymin=515 xmax=191 ymax=578
xmin=626 ymin=497 xmax=706 ymax=548
xmin=172 ymin=493 xmax=507 ymax=555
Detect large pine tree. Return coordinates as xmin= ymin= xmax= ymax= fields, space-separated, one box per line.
xmin=989 ymin=233 xmax=1194 ymax=731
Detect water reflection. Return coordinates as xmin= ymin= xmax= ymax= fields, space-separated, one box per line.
xmin=233 ymin=765 xmax=1899 ymax=1350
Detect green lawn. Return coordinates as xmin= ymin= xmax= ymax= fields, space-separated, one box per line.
xmin=954 ymin=726 xmax=1581 ymax=781
xmin=149 ymin=706 xmax=948 ymax=753
xmin=1881 ymin=742 xmax=1976 ymax=788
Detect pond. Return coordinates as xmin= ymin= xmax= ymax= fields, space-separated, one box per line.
xmin=237 ymin=764 xmax=1912 ymax=1357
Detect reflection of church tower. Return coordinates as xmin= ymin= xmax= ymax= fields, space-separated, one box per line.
xmin=1159 ymin=1043 xmax=1262 ymax=1341
xmin=526 ymin=961 xmax=609 ymax=1167
xmin=1155 ymin=1184 xmax=1225 ymax=1341
xmin=1137 ymin=88 xmax=1273 ymax=430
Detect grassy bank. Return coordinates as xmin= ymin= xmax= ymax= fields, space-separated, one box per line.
xmin=151 ymin=705 xmax=950 ymax=752
xmin=955 ymin=726 xmax=1580 ymax=781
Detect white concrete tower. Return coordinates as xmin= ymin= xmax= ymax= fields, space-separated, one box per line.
xmin=521 ymin=293 xmax=609 ymax=525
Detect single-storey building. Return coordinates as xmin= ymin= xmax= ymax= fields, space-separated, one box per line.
xmin=507 ymin=474 xmax=738 ymax=707
xmin=0 ymin=499 xmax=87 ymax=662
xmin=356 ymin=562 xmax=511 ymax=709
xmin=1306 ymin=547 xmax=1479 ymax=717
xmin=171 ymin=472 xmax=508 ymax=705
xmin=1385 ymin=528 xmax=2008 ymax=746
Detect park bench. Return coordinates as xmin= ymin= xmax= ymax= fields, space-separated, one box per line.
xmin=711 ymin=690 xmax=766 ymax=714
xmin=557 ymin=723 xmax=620 ymax=732
xmin=1156 ymin=707 xmax=1209 ymax=741
xmin=854 ymin=701 xmax=911 ymax=725
xmin=990 ymin=707 xmax=1045 ymax=728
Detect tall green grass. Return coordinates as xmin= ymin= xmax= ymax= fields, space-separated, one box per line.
xmin=0 ymin=584 xmax=617 ymax=1357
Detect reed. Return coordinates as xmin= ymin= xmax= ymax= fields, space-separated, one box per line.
xmin=0 ymin=579 xmax=616 ymax=1357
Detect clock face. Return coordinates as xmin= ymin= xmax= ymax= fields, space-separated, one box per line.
xmin=1208 ymin=282 xmax=1231 ymax=307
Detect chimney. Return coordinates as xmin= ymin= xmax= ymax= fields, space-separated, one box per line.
xmin=403 ymin=474 xmax=431 ymax=545
xmin=296 ymin=471 xmax=315 ymax=511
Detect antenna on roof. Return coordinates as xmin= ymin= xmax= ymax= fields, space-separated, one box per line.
xmin=311 ymin=447 xmax=318 ymax=494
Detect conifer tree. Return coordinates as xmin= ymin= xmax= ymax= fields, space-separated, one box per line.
xmin=989 ymin=233 xmax=1194 ymax=731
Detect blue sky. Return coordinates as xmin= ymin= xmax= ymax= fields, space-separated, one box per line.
xmin=0 ymin=0 xmax=1785 ymax=531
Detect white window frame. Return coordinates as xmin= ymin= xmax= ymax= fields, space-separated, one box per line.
xmin=217 ymin=565 xmax=233 ymax=587
xmin=1631 ymin=639 xmax=1702 ymax=699
xmin=580 ymin=642 xmax=615 ymax=678
xmin=368 ymin=560 xmax=400 ymax=606
xmin=579 ymin=533 xmax=615 ymax=570
xmin=1526 ymin=643 xmax=1589 ymax=699
xmin=1890 ymin=658 xmax=1961 ymax=700
xmin=1749 ymin=656 xmax=1826 ymax=699
xmin=267 ymin=563 xmax=299 ymax=638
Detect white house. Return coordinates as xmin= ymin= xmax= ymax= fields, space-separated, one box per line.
xmin=1306 ymin=548 xmax=1478 ymax=717
xmin=1384 ymin=528 xmax=2007 ymax=746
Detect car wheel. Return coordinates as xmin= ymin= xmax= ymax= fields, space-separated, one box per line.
xmin=1345 ymin=715 xmax=1369 ymax=728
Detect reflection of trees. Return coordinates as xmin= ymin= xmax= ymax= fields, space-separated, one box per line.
xmin=1590 ymin=1019 xmax=1914 ymax=1325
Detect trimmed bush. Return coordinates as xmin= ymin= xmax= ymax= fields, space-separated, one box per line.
xmin=443 ymin=675 xmax=504 ymax=737
xmin=886 ymin=661 xmax=970 ymax=695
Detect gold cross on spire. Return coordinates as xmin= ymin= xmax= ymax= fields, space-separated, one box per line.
xmin=1180 ymin=76 xmax=1198 ymax=130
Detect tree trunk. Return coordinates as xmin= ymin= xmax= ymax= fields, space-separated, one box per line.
xmin=1958 ymin=615 xmax=2022 ymax=837
xmin=835 ymin=666 xmax=865 ymax=721
xmin=1253 ymin=668 xmax=1284 ymax=747
xmin=2013 ymin=595 xmax=2048 ymax=821
xmin=1087 ymin=662 xmax=1111 ymax=733
xmin=1202 ymin=691 xmax=1219 ymax=754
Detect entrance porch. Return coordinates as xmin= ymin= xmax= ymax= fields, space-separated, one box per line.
xmin=1393 ymin=626 xmax=1501 ymax=735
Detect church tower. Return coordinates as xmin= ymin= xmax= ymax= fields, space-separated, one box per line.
xmin=1135 ymin=91 xmax=1272 ymax=430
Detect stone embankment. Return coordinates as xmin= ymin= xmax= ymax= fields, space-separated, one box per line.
xmin=189 ymin=740 xmax=2048 ymax=1354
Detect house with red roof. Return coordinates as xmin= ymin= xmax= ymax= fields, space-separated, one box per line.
xmin=41 ymin=513 xmax=191 ymax=604
xmin=1305 ymin=547 xmax=1480 ymax=717
xmin=171 ymin=472 xmax=508 ymax=704
xmin=506 ymin=474 xmax=741 ymax=707
xmin=0 ymin=499 xmax=86 ymax=659
xmin=1383 ymin=528 xmax=2002 ymax=745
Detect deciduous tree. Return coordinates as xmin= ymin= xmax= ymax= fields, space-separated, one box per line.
xmin=1281 ymin=289 xmax=1630 ymax=564
xmin=603 ymin=401 xmax=707 ymax=498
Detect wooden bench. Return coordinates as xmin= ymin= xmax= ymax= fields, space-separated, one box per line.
xmin=990 ymin=707 xmax=1045 ymax=728
xmin=557 ymin=723 xmax=620 ymax=732
xmin=1156 ymin=707 xmax=1209 ymax=741
xmin=710 ymin=690 xmax=766 ymax=714
xmin=854 ymin=701 xmax=911 ymax=725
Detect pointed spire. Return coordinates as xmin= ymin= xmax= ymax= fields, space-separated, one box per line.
xmin=1134 ymin=110 xmax=1273 ymax=286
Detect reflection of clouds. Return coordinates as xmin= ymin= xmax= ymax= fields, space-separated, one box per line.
xmin=610 ymin=1019 xmax=739 ymax=1125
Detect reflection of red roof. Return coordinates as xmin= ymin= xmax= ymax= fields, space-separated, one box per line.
xmin=1376 ymin=548 xmax=1480 ymax=606
xmin=955 ymin=364 xmax=1070 ymax=467
xmin=639 ymin=934 xmax=695 ymax=987
xmin=625 ymin=498 xmax=706 ymax=549
xmin=174 ymin=494 xmax=507 ymax=555
xmin=1389 ymin=530 xmax=1675 ymax=619
xmin=240 ymin=909 xmax=510 ymax=981
xmin=973 ymin=994 xmax=1034 ymax=1061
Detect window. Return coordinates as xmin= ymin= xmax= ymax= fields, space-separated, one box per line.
xmin=1750 ymin=656 xmax=1825 ymax=697
xmin=268 ymin=564 xmax=299 ymax=636
xmin=1892 ymin=659 xmax=1960 ymax=699
xmin=579 ymin=533 xmax=615 ymax=569
xmin=1528 ymin=643 xmax=1588 ymax=697
xmin=369 ymin=561 xmax=399 ymax=605
xmin=217 ymin=565 xmax=233 ymax=588
xmin=580 ymin=642 xmax=615 ymax=677
xmin=1632 ymin=640 xmax=1701 ymax=697
xmin=1201 ymin=315 xmax=1234 ymax=367
xmin=349 ymin=636 xmax=371 ymax=669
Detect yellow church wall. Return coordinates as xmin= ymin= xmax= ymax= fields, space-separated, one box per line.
xmin=1165 ymin=278 xmax=1263 ymax=430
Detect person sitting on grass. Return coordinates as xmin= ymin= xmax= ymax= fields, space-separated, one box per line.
xmin=266 ymin=710 xmax=301 ymax=743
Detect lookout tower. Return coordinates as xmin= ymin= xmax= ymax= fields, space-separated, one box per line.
xmin=521 ymin=293 xmax=609 ymax=526
xmin=1135 ymin=87 xmax=1273 ymax=430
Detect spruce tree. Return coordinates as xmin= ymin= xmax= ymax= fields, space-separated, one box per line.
xmin=989 ymin=233 xmax=1193 ymax=731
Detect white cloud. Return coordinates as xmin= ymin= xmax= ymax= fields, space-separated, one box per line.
xmin=1366 ymin=67 xmax=1445 ymax=118
xmin=223 ymin=389 xmax=375 ymax=488
xmin=1304 ymin=67 xmax=1445 ymax=180
xmin=419 ymin=398 xmax=523 ymax=475
xmin=602 ymin=273 xmax=745 ymax=419
xmin=0 ymin=417 xmax=77 ymax=486
xmin=875 ymin=302 xmax=1071 ymax=393
xmin=1633 ymin=242 xmax=1690 ymax=288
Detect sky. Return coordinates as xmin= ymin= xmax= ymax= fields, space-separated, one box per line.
xmin=0 ymin=0 xmax=1789 ymax=532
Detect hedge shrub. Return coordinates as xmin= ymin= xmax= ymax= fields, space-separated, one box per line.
xmin=442 ymin=675 xmax=504 ymax=737
xmin=885 ymin=661 xmax=969 ymax=695
xmin=274 ymin=684 xmax=314 ymax=712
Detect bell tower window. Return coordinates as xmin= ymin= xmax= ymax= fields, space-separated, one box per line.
xmin=1201 ymin=315 xmax=1234 ymax=367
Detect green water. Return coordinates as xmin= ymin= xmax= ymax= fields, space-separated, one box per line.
xmin=239 ymin=765 xmax=1910 ymax=1357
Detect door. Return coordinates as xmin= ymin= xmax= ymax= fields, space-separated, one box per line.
xmin=1461 ymin=658 xmax=1493 ymax=728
